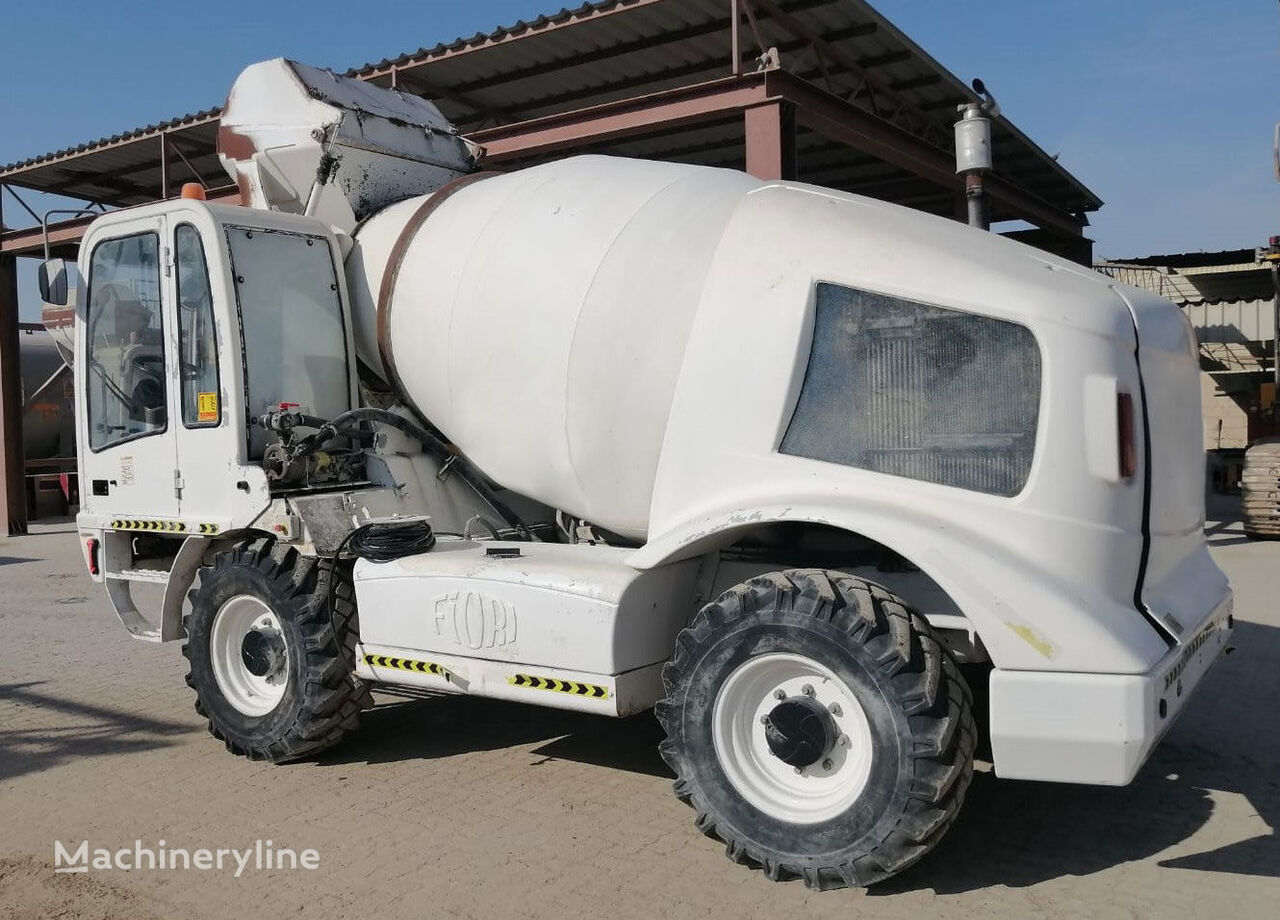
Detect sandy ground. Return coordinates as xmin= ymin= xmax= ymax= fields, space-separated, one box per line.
xmin=0 ymin=504 xmax=1276 ymax=920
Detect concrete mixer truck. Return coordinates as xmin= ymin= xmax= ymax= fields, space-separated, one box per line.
xmin=37 ymin=59 xmax=1232 ymax=888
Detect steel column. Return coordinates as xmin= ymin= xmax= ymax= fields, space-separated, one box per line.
xmin=744 ymin=100 xmax=797 ymax=180
xmin=0 ymin=253 xmax=26 ymax=535
xmin=160 ymin=132 xmax=171 ymax=199
xmin=730 ymin=0 xmax=741 ymax=75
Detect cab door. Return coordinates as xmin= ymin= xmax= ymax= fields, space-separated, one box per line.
xmin=78 ymin=216 xmax=179 ymax=521
xmin=169 ymin=217 xmax=238 ymax=527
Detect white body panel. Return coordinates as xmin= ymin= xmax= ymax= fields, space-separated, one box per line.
xmin=352 ymin=156 xmax=1226 ymax=680
xmin=354 ymin=647 xmax=665 ymax=718
xmin=353 ymin=540 xmax=699 ymax=675
xmin=990 ymin=593 xmax=1232 ymax=784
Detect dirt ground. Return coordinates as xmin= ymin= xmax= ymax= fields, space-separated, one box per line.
xmin=1 ymin=503 xmax=1276 ymax=920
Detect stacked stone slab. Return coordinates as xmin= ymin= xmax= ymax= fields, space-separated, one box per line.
xmin=1242 ymin=437 xmax=1280 ymax=539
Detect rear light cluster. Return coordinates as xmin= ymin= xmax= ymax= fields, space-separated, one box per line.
xmin=85 ymin=537 xmax=99 ymax=576
xmin=1117 ymin=393 xmax=1137 ymax=479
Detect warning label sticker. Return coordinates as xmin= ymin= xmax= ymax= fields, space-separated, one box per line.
xmin=196 ymin=392 xmax=219 ymax=423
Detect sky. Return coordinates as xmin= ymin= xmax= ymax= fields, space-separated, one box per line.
xmin=2 ymin=0 xmax=1278 ymax=316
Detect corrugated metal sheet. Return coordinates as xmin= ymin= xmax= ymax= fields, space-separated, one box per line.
xmin=0 ymin=113 xmax=225 ymax=206
xmin=1096 ymin=259 xmax=1273 ymax=307
xmin=1 ymin=109 xmax=219 ymax=173
xmin=0 ymin=0 xmax=1100 ymax=222
xmin=1109 ymin=248 xmax=1257 ymax=268
xmin=1186 ymin=299 xmax=1276 ymax=346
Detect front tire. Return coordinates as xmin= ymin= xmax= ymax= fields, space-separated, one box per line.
xmin=182 ymin=538 xmax=364 ymax=762
xmin=656 ymin=570 xmax=975 ymax=889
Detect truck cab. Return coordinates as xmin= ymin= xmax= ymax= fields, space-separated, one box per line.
xmin=75 ymin=201 xmax=355 ymax=528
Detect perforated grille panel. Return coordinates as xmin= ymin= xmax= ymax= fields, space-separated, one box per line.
xmin=781 ymin=283 xmax=1041 ymax=496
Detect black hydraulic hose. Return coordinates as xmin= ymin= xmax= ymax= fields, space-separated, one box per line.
xmin=323 ymin=518 xmax=437 ymax=657
xmin=310 ymin=407 xmax=534 ymax=541
xmin=288 ymin=414 xmax=331 ymax=430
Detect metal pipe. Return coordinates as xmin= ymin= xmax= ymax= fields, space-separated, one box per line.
xmin=965 ymin=173 xmax=989 ymax=231
xmin=954 ymin=102 xmax=993 ymax=231
xmin=1272 ymin=263 xmax=1279 ymax=391
xmin=41 ymin=208 xmax=100 ymax=261
xmin=730 ymin=0 xmax=741 ymax=75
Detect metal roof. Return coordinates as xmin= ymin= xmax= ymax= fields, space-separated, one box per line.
xmin=0 ymin=0 xmax=1101 ymax=223
xmin=1106 ymin=248 xmax=1259 ymax=269
xmin=1096 ymin=256 xmax=1273 ymax=307
xmin=0 ymin=109 xmax=224 ymax=206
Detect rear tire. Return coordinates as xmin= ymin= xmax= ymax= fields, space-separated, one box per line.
xmin=656 ymin=570 xmax=975 ymax=889
xmin=182 ymin=538 xmax=366 ymax=762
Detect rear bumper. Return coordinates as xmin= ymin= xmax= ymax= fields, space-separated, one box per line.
xmin=989 ymin=590 xmax=1233 ymax=785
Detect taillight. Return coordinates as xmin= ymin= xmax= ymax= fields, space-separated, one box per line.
xmin=85 ymin=537 xmax=99 ymax=575
xmin=1117 ymin=392 xmax=1137 ymax=479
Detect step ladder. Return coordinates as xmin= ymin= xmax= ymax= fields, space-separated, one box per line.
xmin=100 ymin=530 xmax=205 ymax=642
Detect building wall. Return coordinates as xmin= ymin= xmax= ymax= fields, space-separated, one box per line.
xmin=1201 ymin=373 xmax=1251 ymax=451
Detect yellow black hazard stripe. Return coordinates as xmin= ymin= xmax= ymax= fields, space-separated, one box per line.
xmin=364 ymin=654 xmax=450 ymax=679
xmin=111 ymin=518 xmax=187 ymax=533
xmin=508 ymin=673 xmax=609 ymax=700
xmin=109 ymin=519 xmax=222 ymax=535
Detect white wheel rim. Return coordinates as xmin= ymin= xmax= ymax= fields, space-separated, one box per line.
xmin=209 ymin=594 xmax=289 ymax=717
xmin=712 ymin=652 xmax=874 ymax=824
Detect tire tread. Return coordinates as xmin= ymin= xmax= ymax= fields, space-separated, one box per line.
xmin=656 ymin=569 xmax=975 ymax=890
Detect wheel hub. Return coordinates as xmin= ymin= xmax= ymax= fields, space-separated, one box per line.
xmin=210 ymin=595 xmax=290 ymax=717
xmin=762 ymin=696 xmax=837 ymax=767
xmin=711 ymin=652 xmax=875 ymax=824
xmin=241 ymin=627 xmax=286 ymax=679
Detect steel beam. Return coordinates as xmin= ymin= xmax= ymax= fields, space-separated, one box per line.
xmin=469 ymin=67 xmax=1081 ymax=236
xmin=769 ymin=71 xmax=1084 ymax=238
xmin=3 ymin=185 xmax=41 ymax=224
xmin=750 ymin=0 xmax=935 ymax=139
xmin=165 ymin=135 xmax=212 ymax=189
xmin=448 ymin=19 xmax=881 ymax=132
xmin=744 ymin=100 xmax=797 ymax=180
xmin=0 ymin=186 xmax=241 ymax=257
xmin=0 ymin=253 xmax=26 ymax=535
xmin=472 ymin=73 xmax=773 ymax=162
xmin=393 ymin=70 xmax=516 ymax=126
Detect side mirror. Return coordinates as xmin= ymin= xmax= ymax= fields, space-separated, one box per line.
xmin=38 ymin=259 xmax=82 ymax=368
xmin=38 ymin=258 xmax=68 ymax=305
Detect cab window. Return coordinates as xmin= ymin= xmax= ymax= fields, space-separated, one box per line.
xmin=85 ymin=232 xmax=166 ymax=451
xmin=225 ymin=226 xmax=350 ymax=459
xmin=175 ymin=224 xmax=221 ymax=427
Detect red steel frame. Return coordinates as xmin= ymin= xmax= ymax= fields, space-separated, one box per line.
xmin=0 ymin=1 xmax=1090 ymax=534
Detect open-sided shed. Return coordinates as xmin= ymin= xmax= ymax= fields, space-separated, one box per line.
xmin=0 ymin=0 xmax=1102 ymax=533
